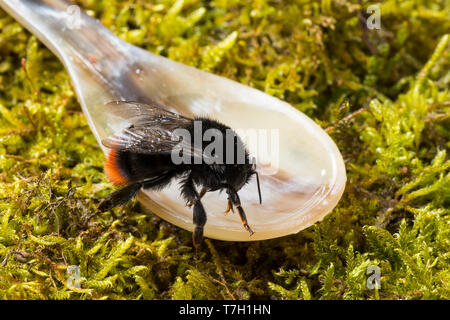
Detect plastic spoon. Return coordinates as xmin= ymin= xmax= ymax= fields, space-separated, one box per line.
xmin=0 ymin=0 xmax=346 ymax=241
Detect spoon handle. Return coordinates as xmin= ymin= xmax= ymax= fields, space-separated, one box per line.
xmin=0 ymin=0 xmax=127 ymax=68
xmin=0 ymin=0 xmax=149 ymax=143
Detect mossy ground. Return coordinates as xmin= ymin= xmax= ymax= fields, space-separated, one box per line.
xmin=0 ymin=0 xmax=449 ymax=300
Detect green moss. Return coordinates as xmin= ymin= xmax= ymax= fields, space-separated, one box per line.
xmin=0 ymin=0 xmax=449 ymax=300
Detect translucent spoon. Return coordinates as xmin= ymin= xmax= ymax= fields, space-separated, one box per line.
xmin=0 ymin=0 xmax=346 ymax=241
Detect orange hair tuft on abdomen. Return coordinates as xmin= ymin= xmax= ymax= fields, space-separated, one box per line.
xmin=104 ymin=149 xmax=129 ymax=186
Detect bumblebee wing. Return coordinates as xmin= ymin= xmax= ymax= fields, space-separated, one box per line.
xmin=102 ymin=101 xmax=213 ymax=161
xmin=102 ymin=126 xmax=178 ymax=154
xmin=103 ymin=100 xmax=192 ymax=124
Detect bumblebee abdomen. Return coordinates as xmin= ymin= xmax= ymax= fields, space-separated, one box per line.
xmin=105 ymin=149 xmax=131 ymax=186
xmin=105 ymin=149 xmax=176 ymax=185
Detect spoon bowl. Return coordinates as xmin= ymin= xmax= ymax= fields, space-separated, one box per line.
xmin=0 ymin=0 xmax=346 ymax=241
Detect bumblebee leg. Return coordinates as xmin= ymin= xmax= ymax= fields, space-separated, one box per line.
xmin=224 ymin=197 xmax=234 ymax=215
xmin=236 ymin=205 xmax=254 ymax=236
xmin=181 ymin=176 xmax=207 ymax=250
xmin=193 ymin=200 xmax=207 ymax=250
xmin=187 ymin=187 xmax=207 ymax=208
xmin=98 ymin=182 xmax=142 ymax=212
xmin=99 ymin=173 xmax=173 ymax=212
xmin=228 ymin=188 xmax=254 ymax=236
xmin=223 ymin=189 xmax=234 ymax=215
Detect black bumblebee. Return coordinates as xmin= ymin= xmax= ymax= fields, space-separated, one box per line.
xmin=98 ymin=101 xmax=262 ymax=248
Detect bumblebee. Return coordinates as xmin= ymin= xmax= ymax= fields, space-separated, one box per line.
xmin=98 ymin=101 xmax=261 ymax=248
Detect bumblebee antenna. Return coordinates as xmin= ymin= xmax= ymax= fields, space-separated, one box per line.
xmin=251 ymin=158 xmax=262 ymax=204
xmin=256 ymin=171 xmax=262 ymax=204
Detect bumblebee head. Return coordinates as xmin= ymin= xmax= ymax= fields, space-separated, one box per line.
xmin=225 ymin=160 xmax=262 ymax=204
